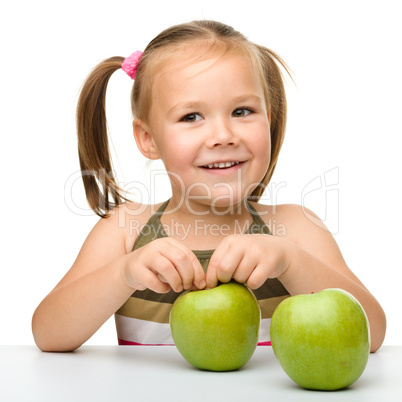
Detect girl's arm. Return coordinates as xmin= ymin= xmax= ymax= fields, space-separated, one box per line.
xmin=206 ymin=204 xmax=386 ymax=352
xmin=275 ymin=205 xmax=386 ymax=352
xmin=32 ymin=207 xmax=133 ymax=352
xmin=32 ymin=204 xmax=205 ymax=352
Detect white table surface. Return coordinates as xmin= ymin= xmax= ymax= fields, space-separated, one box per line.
xmin=0 ymin=345 xmax=401 ymax=401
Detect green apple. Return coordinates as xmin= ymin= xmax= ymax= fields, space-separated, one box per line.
xmin=270 ymin=288 xmax=370 ymax=390
xmin=169 ymin=281 xmax=261 ymax=371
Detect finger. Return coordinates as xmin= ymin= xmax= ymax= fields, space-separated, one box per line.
xmin=159 ymin=248 xmax=189 ymax=290
xmin=206 ymin=242 xmax=228 ymax=289
xmin=134 ymin=266 xmax=171 ymax=294
xmin=160 ymin=241 xmax=204 ymax=291
xmin=187 ymin=250 xmax=206 ymax=289
xmin=149 ymin=253 xmax=184 ymax=293
xmin=207 ymin=239 xmax=244 ymax=287
xmin=163 ymin=239 xmax=206 ymax=290
xmin=156 ymin=273 xmax=168 ymax=283
xmin=245 ymin=264 xmax=269 ymax=289
xmin=232 ymin=253 xmax=259 ymax=285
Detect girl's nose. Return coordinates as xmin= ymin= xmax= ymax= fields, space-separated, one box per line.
xmin=206 ymin=120 xmax=238 ymax=148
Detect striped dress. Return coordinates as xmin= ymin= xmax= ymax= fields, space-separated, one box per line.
xmin=115 ymin=200 xmax=290 ymax=346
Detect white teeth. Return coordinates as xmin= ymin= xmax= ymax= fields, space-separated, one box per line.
xmin=204 ymin=161 xmax=240 ymax=169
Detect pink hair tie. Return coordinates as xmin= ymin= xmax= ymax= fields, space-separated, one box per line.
xmin=121 ymin=51 xmax=143 ymax=79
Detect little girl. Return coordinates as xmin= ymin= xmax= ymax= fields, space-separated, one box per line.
xmin=32 ymin=20 xmax=386 ymax=352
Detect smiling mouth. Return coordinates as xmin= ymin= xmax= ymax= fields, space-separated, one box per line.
xmin=202 ymin=161 xmax=242 ymax=169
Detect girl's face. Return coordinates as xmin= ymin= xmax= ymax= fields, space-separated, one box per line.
xmin=143 ymin=51 xmax=271 ymax=210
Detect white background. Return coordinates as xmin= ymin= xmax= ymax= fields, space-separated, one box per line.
xmin=1 ymin=0 xmax=401 ymax=346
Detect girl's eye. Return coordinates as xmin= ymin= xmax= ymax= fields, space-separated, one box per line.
xmin=181 ymin=113 xmax=202 ymax=122
xmin=233 ymin=108 xmax=252 ymax=118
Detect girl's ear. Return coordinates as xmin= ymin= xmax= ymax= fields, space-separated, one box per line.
xmin=133 ymin=119 xmax=160 ymax=160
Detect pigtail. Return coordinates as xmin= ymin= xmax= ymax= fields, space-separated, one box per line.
xmin=249 ymin=46 xmax=292 ymax=201
xmin=76 ymin=56 xmax=128 ymax=217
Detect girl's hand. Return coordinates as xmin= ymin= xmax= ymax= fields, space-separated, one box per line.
xmin=122 ymin=237 xmax=206 ymax=293
xmin=206 ymin=234 xmax=292 ymax=289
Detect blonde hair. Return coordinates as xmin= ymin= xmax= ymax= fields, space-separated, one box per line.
xmin=77 ymin=20 xmax=291 ymax=217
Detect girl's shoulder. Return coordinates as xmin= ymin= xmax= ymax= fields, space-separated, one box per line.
xmin=107 ymin=201 xmax=167 ymax=253
xmin=249 ymin=202 xmax=331 ymax=243
xmin=251 ymin=202 xmax=345 ymax=269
